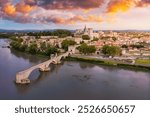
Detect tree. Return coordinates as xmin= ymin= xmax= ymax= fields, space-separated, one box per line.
xmin=27 ymin=30 xmax=72 ymax=38
xmin=101 ymin=45 xmax=110 ymax=55
xmin=91 ymin=37 xmax=99 ymax=42
xmin=102 ymin=45 xmax=121 ymax=57
xmin=10 ymin=41 xmax=21 ymax=50
xmin=28 ymin=43 xmax=38 ymax=54
xmin=122 ymin=44 xmax=128 ymax=48
xmin=61 ymin=39 xmax=76 ymax=51
xmin=40 ymin=42 xmax=47 ymax=52
xmin=80 ymin=41 xmax=85 ymax=44
xmin=19 ymin=44 xmax=28 ymax=52
xmin=77 ymin=43 xmax=96 ymax=55
xmin=82 ymin=35 xmax=90 ymax=40
xmin=45 ymin=45 xmax=58 ymax=56
xmin=112 ymin=37 xmax=117 ymax=41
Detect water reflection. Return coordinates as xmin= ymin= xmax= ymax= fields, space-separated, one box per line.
xmin=10 ymin=49 xmax=48 ymax=64
xmin=79 ymin=62 xmax=95 ymax=69
xmin=14 ymin=64 xmax=60 ymax=93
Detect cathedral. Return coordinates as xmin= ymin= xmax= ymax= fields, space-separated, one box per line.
xmin=75 ymin=25 xmax=99 ymax=40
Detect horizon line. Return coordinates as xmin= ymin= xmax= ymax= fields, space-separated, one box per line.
xmin=1 ymin=28 xmax=150 ymax=31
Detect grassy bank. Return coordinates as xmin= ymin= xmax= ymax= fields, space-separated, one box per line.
xmin=66 ymin=56 xmax=117 ymax=66
xmin=66 ymin=56 xmax=150 ymax=71
xmin=136 ymin=59 xmax=150 ymax=65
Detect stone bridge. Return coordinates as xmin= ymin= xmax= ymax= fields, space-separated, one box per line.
xmin=16 ymin=45 xmax=78 ymax=84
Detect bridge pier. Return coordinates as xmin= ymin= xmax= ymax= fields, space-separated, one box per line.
xmin=40 ymin=67 xmax=51 ymax=72
xmin=16 ymin=73 xmax=30 ymax=84
xmin=16 ymin=78 xmax=30 ymax=84
xmin=56 ymin=61 xmax=61 ymax=64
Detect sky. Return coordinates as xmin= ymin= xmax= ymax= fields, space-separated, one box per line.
xmin=0 ymin=0 xmax=150 ymax=30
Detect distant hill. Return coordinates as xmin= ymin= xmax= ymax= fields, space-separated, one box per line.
xmin=0 ymin=29 xmax=150 ymax=33
xmin=0 ymin=29 xmax=75 ymax=33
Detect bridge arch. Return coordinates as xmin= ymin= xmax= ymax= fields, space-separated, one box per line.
xmin=51 ymin=60 xmax=57 ymax=64
xmin=16 ymin=64 xmax=51 ymax=84
xmin=16 ymin=48 xmax=76 ymax=84
xmin=60 ymin=56 xmax=67 ymax=60
xmin=27 ymin=68 xmax=42 ymax=81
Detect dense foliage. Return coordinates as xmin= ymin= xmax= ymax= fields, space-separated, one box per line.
xmin=10 ymin=37 xmax=58 ymax=56
xmin=82 ymin=35 xmax=90 ymax=40
xmin=0 ymin=34 xmax=11 ymax=38
xmin=61 ymin=39 xmax=76 ymax=51
xmin=102 ymin=45 xmax=121 ymax=57
xmin=121 ymin=44 xmax=128 ymax=48
xmin=27 ymin=30 xmax=72 ymax=38
xmin=112 ymin=37 xmax=117 ymax=41
xmin=77 ymin=43 xmax=96 ymax=54
xmin=91 ymin=37 xmax=99 ymax=42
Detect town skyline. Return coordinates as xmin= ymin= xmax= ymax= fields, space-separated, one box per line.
xmin=1 ymin=0 xmax=150 ymax=30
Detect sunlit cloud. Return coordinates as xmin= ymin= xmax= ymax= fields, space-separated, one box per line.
xmin=0 ymin=0 xmax=150 ymax=27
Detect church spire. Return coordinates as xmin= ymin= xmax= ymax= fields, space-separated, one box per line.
xmin=83 ymin=25 xmax=87 ymax=32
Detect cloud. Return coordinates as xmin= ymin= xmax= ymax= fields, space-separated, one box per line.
xmin=137 ymin=0 xmax=150 ymax=6
xmin=107 ymin=0 xmax=136 ymax=13
xmin=0 ymin=0 xmax=10 ymax=6
xmin=107 ymin=0 xmax=150 ymax=14
xmin=2 ymin=3 xmax=16 ymax=16
xmin=24 ymin=0 xmax=104 ymax=10
xmin=0 ymin=0 xmax=104 ymax=24
xmin=16 ymin=1 xmax=35 ymax=14
xmin=1 ymin=0 xmax=150 ymax=25
xmin=51 ymin=15 xmax=103 ymax=24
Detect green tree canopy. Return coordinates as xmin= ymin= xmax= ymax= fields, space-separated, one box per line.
xmin=77 ymin=43 xmax=96 ymax=55
xmin=45 ymin=45 xmax=58 ymax=56
xmin=27 ymin=30 xmax=72 ymax=38
xmin=28 ymin=43 xmax=38 ymax=54
xmin=102 ymin=45 xmax=121 ymax=57
xmin=10 ymin=41 xmax=21 ymax=50
xmin=112 ymin=37 xmax=117 ymax=41
xmin=82 ymin=35 xmax=90 ymax=40
xmin=91 ymin=37 xmax=99 ymax=42
xmin=122 ymin=44 xmax=128 ymax=48
xmin=61 ymin=39 xmax=76 ymax=51
xmin=40 ymin=42 xmax=47 ymax=52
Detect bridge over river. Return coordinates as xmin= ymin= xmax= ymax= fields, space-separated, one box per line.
xmin=16 ymin=46 xmax=77 ymax=84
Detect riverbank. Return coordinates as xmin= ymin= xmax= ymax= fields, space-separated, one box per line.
xmin=66 ymin=56 xmax=150 ymax=71
xmin=10 ymin=48 xmax=50 ymax=59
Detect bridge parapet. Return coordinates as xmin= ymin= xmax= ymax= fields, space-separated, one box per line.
xmin=15 ymin=50 xmax=74 ymax=84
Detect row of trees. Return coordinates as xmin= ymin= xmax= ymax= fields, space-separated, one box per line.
xmin=81 ymin=35 xmax=117 ymax=42
xmin=28 ymin=30 xmax=72 ymax=38
xmin=77 ymin=43 xmax=121 ymax=56
xmin=0 ymin=34 xmax=11 ymax=38
xmin=101 ymin=36 xmax=117 ymax=41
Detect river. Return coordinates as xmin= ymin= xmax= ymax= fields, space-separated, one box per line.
xmin=0 ymin=39 xmax=150 ymax=100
